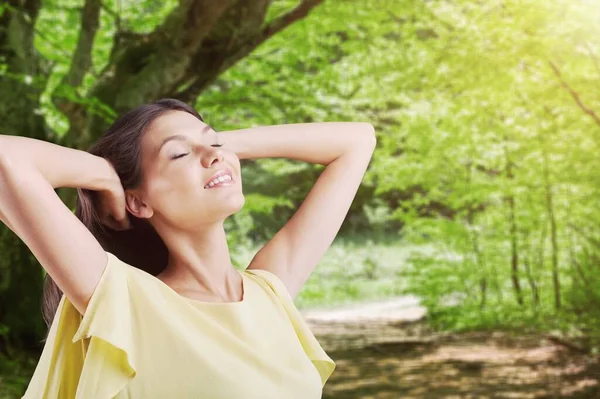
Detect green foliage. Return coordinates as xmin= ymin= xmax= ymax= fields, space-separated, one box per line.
xmin=0 ymin=351 xmax=36 ymax=399
xmin=5 ymin=0 xmax=600 ymax=395
xmin=21 ymin=0 xmax=600 ymax=338
xmin=208 ymin=0 xmax=600 ymax=350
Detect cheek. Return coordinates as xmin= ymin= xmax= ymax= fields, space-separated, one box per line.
xmin=169 ymin=169 xmax=205 ymax=199
xmin=147 ymin=169 xmax=203 ymax=208
xmin=226 ymin=153 xmax=242 ymax=178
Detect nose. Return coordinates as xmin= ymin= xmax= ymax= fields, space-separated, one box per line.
xmin=204 ymin=145 xmax=224 ymax=168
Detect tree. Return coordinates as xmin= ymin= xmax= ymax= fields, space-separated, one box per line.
xmin=0 ymin=0 xmax=324 ymax=348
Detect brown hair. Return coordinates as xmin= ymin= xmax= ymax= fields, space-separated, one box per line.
xmin=41 ymin=98 xmax=206 ymax=331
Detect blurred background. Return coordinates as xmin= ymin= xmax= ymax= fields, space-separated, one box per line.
xmin=1 ymin=0 xmax=600 ymax=397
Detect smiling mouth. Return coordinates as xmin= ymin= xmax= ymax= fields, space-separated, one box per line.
xmin=203 ymin=167 xmax=234 ymax=189
xmin=204 ymin=174 xmax=234 ymax=189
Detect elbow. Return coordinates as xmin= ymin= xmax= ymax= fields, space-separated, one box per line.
xmin=342 ymin=123 xmax=376 ymax=159
xmin=359 ymin=122 xmax=376 ymax=148
xmin=0 ymin=138 xmax=15 ymax=173
xmin=0 ymin=138 xmax=9 ymax=172
xmin=0 ymin=135 xmax=5 ymax=160
xmin=0 ymin=136 xmax=30 ymax=173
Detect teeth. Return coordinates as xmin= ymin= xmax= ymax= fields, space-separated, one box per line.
xmin=205 ymin=174 xmax=232 ymax=188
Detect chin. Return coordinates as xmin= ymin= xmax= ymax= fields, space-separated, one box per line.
xmin=218 ymin=191 xmax=245 ymax=218
xmin=231 ymin=192 xmax=245 ymax=213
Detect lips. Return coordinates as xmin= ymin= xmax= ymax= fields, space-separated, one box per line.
xmin=204 ymin=168 xmax=233 ymax=187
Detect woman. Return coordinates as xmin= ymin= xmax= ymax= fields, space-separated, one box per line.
xmin=0 ymin=98 xmax=376 ymax=398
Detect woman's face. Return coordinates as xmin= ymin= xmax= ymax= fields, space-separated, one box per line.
xmin=131 ymin=110 xmax=245 ymax=228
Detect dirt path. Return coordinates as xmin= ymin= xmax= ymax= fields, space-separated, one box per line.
xmin=301 ymin=298 xmax=600 ymax=399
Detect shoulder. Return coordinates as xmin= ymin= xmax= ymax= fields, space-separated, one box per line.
xmin=104 ymin=252 xmax=162 ymax=287
xmin=244 ymin=267 xmax=296 ymax=304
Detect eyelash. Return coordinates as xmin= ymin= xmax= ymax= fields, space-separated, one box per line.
xmin=171 ymin=144 xmax=223 ymax=160
xmin=171 ymin=153 xmax=188 ymax=160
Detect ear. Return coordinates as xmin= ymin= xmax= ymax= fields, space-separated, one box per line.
xmin=125 ymin=190 xmax=154 ymax=219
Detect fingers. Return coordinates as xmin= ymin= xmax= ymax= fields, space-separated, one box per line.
xmin=112 ymin=192 xmax=130 ymax=230
xmin=119 ymin=215 xmax=131 ymax=230
xmin=101 ymin=213 xmax=131 ymax=231
xmin=113 ymin=214 xmax=131 ymax=231
xmin=95 ymin=185 xmax=130 ymax=231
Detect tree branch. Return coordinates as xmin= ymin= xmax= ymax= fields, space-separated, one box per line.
xmin=569 ymin=222 xmax=600 ymax=250
xmin=549 ymin=60 xmax=600 ymax=127
xmin=175 ymin=0 xmax=325 ymax=103
xmin=261 ymin=0 xmax=325 ymax=41
xmin=110 ymin=0 xmax=232 ymax=111
xmin=70 ymin=0 xmax=324 ymax=142
xmin=150 ymin=0 xmax=232 ymax=52
xmin=63 ymin=0 xmax=102 ymax=88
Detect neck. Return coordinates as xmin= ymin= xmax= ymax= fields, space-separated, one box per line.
xmin=156 ymin=221 xmax=241 ymax=300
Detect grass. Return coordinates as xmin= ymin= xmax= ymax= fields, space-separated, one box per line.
xmin=233 ymin=232 xmax=418 ymax=310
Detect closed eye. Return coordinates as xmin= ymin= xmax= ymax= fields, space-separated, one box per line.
xmin=171 ymin=144 xmax=223 ymax=160
xmin=171 ymin=153 xmax=189 ymax=160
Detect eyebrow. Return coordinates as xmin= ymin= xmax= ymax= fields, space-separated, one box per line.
xmin=156 ymin=124 xmax=212 ymax=156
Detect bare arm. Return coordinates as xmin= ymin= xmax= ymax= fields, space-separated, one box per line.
xmin=0 ymin=135 xmax=122 ymax=315
xmin=218 ymin=122 xmax=374 ymax=165
xmin=218 ymin=122 xmax=376 ymax=299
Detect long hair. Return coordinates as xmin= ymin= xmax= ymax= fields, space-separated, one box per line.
xmin=41 ymin=98 xmax=205 ymax=331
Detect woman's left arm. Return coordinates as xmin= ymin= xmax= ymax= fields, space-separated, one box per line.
xmin=218 ymin=122 xmax=376 ymax=299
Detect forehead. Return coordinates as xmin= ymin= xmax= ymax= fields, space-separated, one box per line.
xmin=144 ymin=110 xmax=206 ymax=148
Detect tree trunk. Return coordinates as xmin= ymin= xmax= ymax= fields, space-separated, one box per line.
xmin=464 ymin=160 xmax=489 ymax=309
xmin=522 ymin=252 xmax=539 ymax=309
xmin=503 ymin=133 xmax=523 ymax=306
xmin=542 ymin=143 xmax=561 ymax=310
xmin=56 ymin=0 xmax=325 ymax=147
xmin=536 ymin=213 xmax=547 ymax=307
xmin=0 ymin=0 xmax=49 ymax=348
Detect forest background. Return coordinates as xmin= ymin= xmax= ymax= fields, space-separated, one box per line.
xmin=1 ymin=0 xmax=599 ymax=397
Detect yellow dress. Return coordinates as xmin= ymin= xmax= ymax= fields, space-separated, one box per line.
xmin=22 ymin=252 xmax=335 ymax=398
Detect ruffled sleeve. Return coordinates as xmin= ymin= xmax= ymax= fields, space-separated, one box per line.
xmin=22 ymin=251 xmax=137 ymax=399
xmin=245 ymin=268 xmax=336 ymax=387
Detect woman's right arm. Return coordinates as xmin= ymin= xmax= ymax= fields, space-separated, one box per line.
xmin=0 ymin=134 xmax=124 ymax=316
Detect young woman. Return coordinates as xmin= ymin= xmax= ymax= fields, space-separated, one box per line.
xmin=0 ymin=98 xmax=376 ymax=398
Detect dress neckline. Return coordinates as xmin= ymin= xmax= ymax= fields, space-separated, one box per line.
xmin=153 ymin=268 xmax=248 ymax=306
